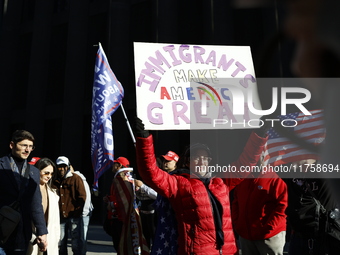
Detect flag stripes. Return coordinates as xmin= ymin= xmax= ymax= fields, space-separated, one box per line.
xmin=113 ymin=174 xmax=150 ymax=255
xmin=263 ymin=109 xmax=325 ymax=166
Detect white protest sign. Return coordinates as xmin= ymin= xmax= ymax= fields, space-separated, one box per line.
xmin=134 ymin=42 xmax=262 ymax=130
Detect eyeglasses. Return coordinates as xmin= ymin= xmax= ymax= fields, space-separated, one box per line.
xmin=190 ymin=156 xmax=212 ymax=163
xmin=42 ymin=171 xmax=53 ymax=176
xmin=17 ymin=143 xmax=35 ymax=150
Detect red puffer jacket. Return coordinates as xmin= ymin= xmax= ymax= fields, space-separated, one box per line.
xmin=136 ymin=132 xmax=267 ymax=255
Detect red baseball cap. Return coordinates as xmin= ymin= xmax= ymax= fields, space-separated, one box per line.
xmin=162 ymin=151 xmax=179 ymax=162
xmin=29 ymin=157 xmax=41 ymax=165
xmin=114 ymin=157 xmax=130 ymax=167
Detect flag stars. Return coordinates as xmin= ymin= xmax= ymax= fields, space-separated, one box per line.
xmin=171 ymin=228 xmax=176 ymax=236
xmin=155 ymin=200 xmax=161 ymax=207
xmin=152 ymin=196 xmax=179 ymax=254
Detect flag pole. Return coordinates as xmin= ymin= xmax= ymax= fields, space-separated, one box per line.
xmin=120 ymin=103 xmax=136 ymax=146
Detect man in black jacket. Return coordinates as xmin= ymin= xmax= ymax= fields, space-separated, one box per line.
xmin=0 ymin=130 xmax=48 ymax=254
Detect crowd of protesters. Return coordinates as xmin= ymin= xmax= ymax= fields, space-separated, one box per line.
xmin=2 ymin=0 xmax=340 ymax=254
xmin=1 ymin=123 xmax=339 ymax=255
xmin=102 ymin=115 xmax=340 ymax=255
xmin=0 ymin=130 xmax=93 ymax=255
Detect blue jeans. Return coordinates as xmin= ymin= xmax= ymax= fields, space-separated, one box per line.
xmin=81 ymin=214 xmax=91 ymax=255
xmin=0 ymin=247 xmax=6 ymax=255
xmin=59 ymin=217 xmax=83 ymax=255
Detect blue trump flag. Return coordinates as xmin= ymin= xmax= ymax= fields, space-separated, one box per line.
xmin=91 ymin=43 xmax=124 ymax=190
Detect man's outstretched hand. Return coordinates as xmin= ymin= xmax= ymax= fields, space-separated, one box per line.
xmin=133 ymin=117 xmax=150 ymax=138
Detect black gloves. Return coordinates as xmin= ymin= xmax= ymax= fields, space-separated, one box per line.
xmin=133 ymin=117 xmax=150 ymax=138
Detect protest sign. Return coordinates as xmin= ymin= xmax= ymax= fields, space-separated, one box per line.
xmin=134 ymin=42 xmax=262 ymax=130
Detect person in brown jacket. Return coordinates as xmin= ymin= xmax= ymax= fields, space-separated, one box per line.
xmin=52 ymin=156 xmax=86 ymax=255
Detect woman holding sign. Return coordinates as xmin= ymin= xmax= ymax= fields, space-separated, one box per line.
xmin=133 ymin=117 xmax=268 ymax=255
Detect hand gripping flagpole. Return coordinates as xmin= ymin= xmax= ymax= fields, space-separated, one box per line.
xmin=120 ymin=103 xmax=136 ymax=147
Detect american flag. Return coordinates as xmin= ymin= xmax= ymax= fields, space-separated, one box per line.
xmin=262 ymin=109 xmax=325 ymax=166
xmin=151 ymin=195 xmax=178 ymax=255
xmin=113 ymin=173 xmax=150 ymax=255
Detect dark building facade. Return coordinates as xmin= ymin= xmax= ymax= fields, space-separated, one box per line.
xmin=0 ymin=0 xmax=287 ymax=221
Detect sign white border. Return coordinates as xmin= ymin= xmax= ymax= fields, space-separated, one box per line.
xmin=134 ymin=42 xmax=261 ymax=130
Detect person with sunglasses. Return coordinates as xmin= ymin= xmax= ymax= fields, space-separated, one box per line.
xmin=27 ymin=158 xmax=60 ymax=255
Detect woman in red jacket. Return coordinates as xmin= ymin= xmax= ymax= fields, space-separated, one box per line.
xmin=133 ymin=118 xmax=268 ymax=255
